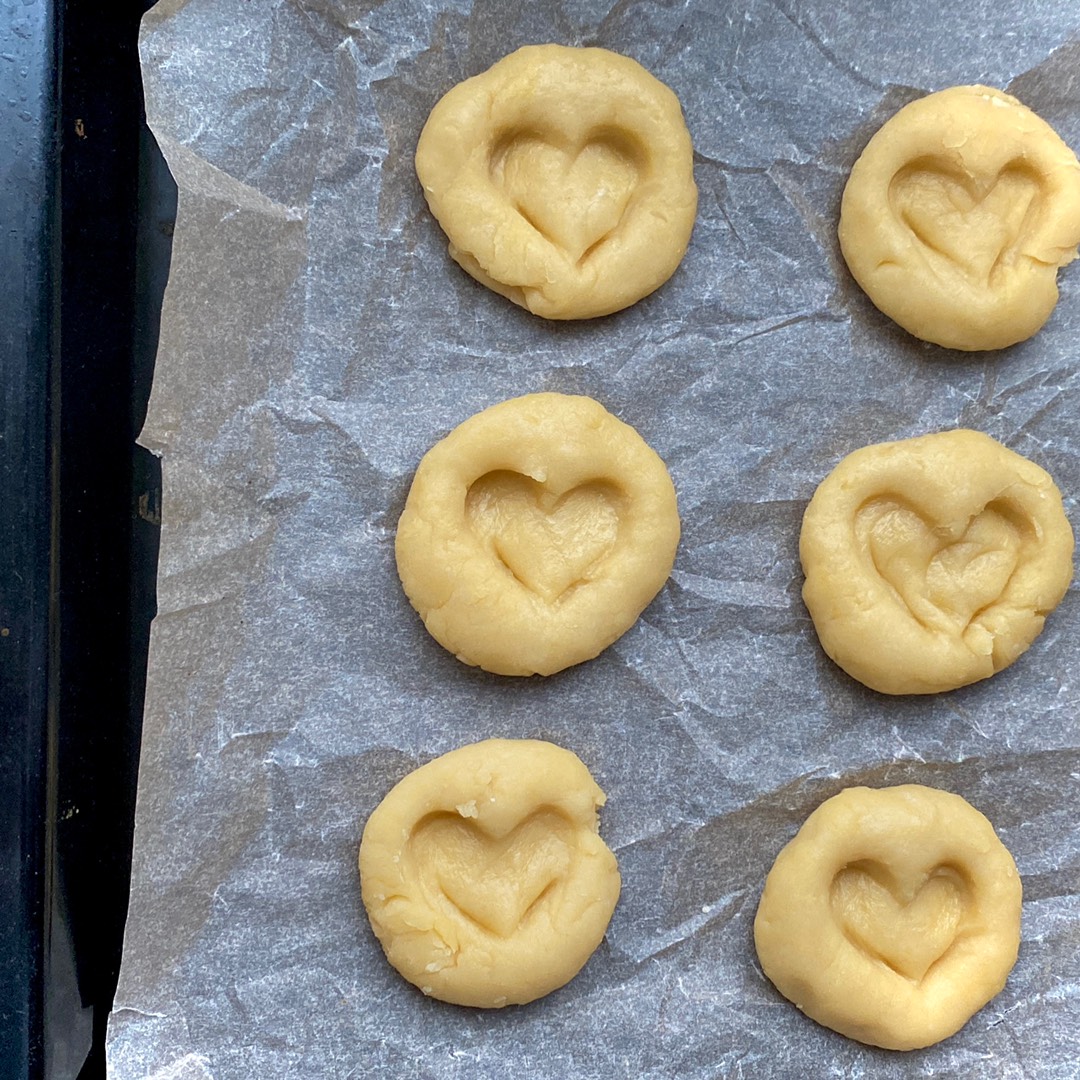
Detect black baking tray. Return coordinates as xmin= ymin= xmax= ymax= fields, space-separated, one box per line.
xmin=0 ymin=3 xmax=174 ymax=1077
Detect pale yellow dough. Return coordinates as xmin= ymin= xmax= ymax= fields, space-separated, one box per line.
xmin=754 ymin=785 xmax=1022 ymax=1051
xmin=415 ymin=44 xmax=698 ymax=320
xmin=839 ymin=85 xmax=1080 ymax=351
xmin=359 ymin=738 xmax=620 ymax=1008
xmin=395 ymin=392 xmax=680 ymax=676
xmin=801 ymin=429 xmax=1073 ymax=695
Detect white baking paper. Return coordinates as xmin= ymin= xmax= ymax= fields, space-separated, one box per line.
xmin=108 ymin=1 xmax=1080 ymax=1076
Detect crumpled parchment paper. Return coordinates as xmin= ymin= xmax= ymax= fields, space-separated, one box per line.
xmin=107 ymin=1 xmax=1080 ymax=1076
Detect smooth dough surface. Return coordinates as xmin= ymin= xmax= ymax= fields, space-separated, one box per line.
xmin=359 ymin=738 xmax=620 ymax=1008
xmin=801 ymin=429 xmax=1073 ymax=695
xmin=754 ymin=784 xmax=1022 ymax=1051
xmin=839 ymin=85 xmax=1080 ymax=351
xmin=396 ymin=392 xmax=680 ymax=676
xmin=415 ymin=44 xmax=698 ymax=320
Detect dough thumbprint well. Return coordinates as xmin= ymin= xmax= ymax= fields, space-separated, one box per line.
xmin=415 ymin=44 xmax=698 ymax=320
xmin=839 ymin=85 xmax=1080 ymax=351
xmin=359 ymin=738 xmax=620 ymax=1008
xmin=800 ymin=429 xmax=1074 ymax=695
xmin=754 ymin=784 xmax=1022 ymax=1051
xmin=395 ymin=392 xmax=680 ymax=677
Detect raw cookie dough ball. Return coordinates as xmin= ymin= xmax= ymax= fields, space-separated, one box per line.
xmin=754 ymin=784 xmax=1022 ymax=1051
xmin=839 ymin=85 xmax=1080 ymax=350
xmin=395 ymin=392 xmax=680 ymax=676
xmin=800 ymin=429 xmax=1073 ymax=695
xmin=359 ymin=738 xmax=620 ymax=1008
xmin=415 ymin=44 xmax=698 ymax=319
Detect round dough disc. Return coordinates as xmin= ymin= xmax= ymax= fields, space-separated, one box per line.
xmin=800 ymin=429 xmax=1074 ymax=694
xmin=396 ymin=392 xmax=680 ymax=676
xmin=359 ymin=738 xmax=620 ymax=1007
xmin=754 ymin=784 xmax=1022 ymax=1051
xmin=416 ymin=44 xmax=698 ymax=319
xmin=839 ymin=85 xmax=1080 ymax=350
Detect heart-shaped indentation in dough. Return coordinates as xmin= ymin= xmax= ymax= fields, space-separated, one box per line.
xmin=410 ymin=810 xmax=573 ymax=938
xmin=831 ymin=861 xmax=966 ymax=982
xmin=856 ymin=496 xmax=1025 ymax=630
xmin=890 ymin=160 xmax=1042 ymax=283
xmin=491 ymin=132 xmax=641 ymax=263
xmin=467 ymin=471 xmax=624 ymax=603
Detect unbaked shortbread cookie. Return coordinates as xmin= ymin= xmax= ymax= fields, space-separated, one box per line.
xmin=754 ymin=785 xmax=1022 ymax=1051
xmin=839 ymin=85 xmax=1080 ymax=351
xmin=415 ymin=44 xmax=698 ymax=319
xmin=800 ymin=429 xmax=1073 ymax=695
xmin=396 ymin=392 xmax=680 ymax=676
xmin=359 ymin=738 xmax=620 ymax=1008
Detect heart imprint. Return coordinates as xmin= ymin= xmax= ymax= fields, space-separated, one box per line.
xmin=831 ymin=861 xmax=966 ymax=981
xmin=491 ymin=131 xmax=640 ymax=263
xmin=410 ymin=810 xmax=573 ymax=937
xmin=856 ymin=496 xmax=1024 ymax=630
xmin=467 ymin=471 xmax=624 ymax=603
xmin=890 ymin=160 xmax=1042 ymax=283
